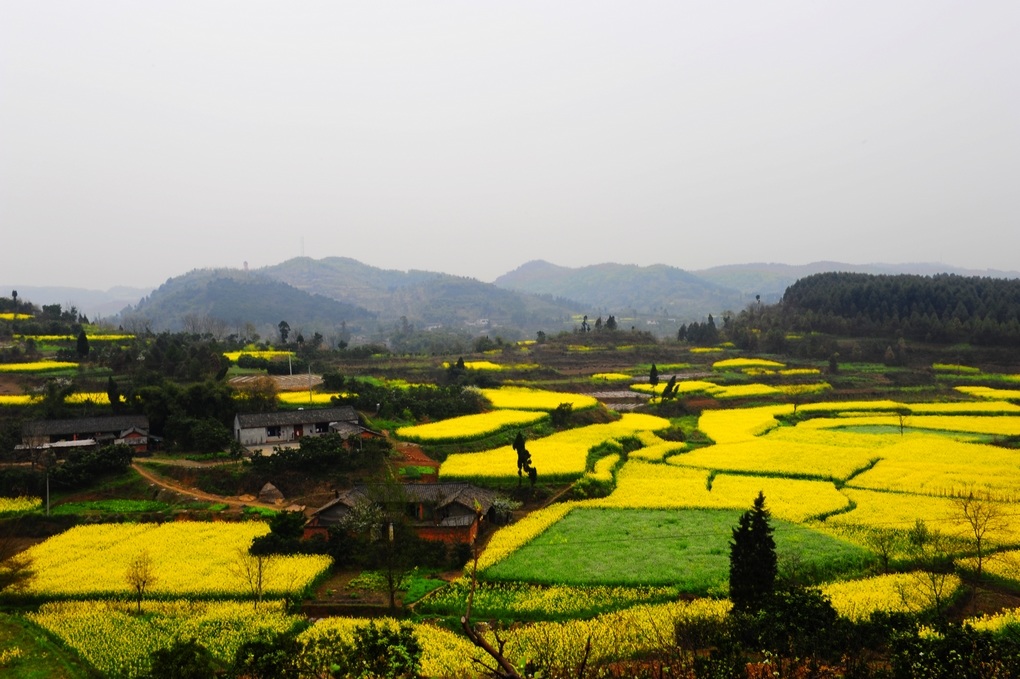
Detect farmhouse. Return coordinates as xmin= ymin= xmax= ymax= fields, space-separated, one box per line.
xmin=305 ymin=482 xmax=501 ymax=544
xmin=20 ymin=415 xmax=152 ymax=453
xmin=233 ymin=406 xmax=376 ymax=446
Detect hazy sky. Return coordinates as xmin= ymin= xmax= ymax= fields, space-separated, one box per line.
xmin=2 ymin=1 xmax=1018 ymax=290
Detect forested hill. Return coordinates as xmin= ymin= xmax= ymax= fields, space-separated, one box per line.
xmin=494 ymin=260 xmax=744 ymax=318
xmin=121 ymin=272 xmax=376 ymax=335
xmin=781 ymin=272 xmax=1020 ymax=346
xmin=261 ymin=257 xmax=579 ymax=331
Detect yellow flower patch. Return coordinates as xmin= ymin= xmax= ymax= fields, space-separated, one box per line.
xmin=957 ymin=385 xmax=1020 ymax=401
xmin=301 ymin=617 xmax=481 ymax=679
xmin=827 ymin=488 xmax=1020 ymax=545
xmin=30 ymin=599 xmax=301 ymax=677
xmin=822 ymin=573 xmax=962 ymax=621
xmin=845 ymin=436 xmax=1020 ymax=501
xmin=277 ymin=392 xmax=344 ymax=405
xmin=397 ymin=410 xmax=548 ymax=443
xmin=591 ymin=372 xmax=632 ymax=381
xmin=779 ymin=368 xmax=821 ymax=376
xmin=65 ymin=392 xmax=110 ymax=405
xmin=0 ymin=313 xmax=33 ymax=320
xmin=777 ymin=382 xmax=832 ymax=396
xmin=478 ymin=386 xmax=598 ymax=411
xmin=14 ymin=334 xmax=135 ymax=341
xmin=489 ymin=598 xmax=731 ymax=669
xmin=698 ymin=405 xmax=792 ymax=444
xmin=222 ymin=350 xmax=294 ymax=362
xmin=0 ymin=361 xmax=78 ymax=372
xmin=671 ymin=427 xmax=885 ymax=481
xmin=22 ymin=522 xmax=331 ymax=598
xmin=0 ymin=395 xmax=37 ymax=406
xmin=972 ymin=550 xmax=1020 ymax=586
xmin=713 ymin=358 xmax=786 ymax=370
xmin=440 ymin=413 xmax=671 ymax=483
xmin=591 ymin=462 xmax=849 ymax=522
xmin=967 ymin=607 xmax=1020 ymax=633
xmin=0 ymin=496 xmax=41 ymax=514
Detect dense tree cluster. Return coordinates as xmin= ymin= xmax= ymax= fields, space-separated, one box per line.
xmin=338 ymin=380 xmax=487 ymax=421
xmin=778 ymin=272 xmax=1020 ymax=347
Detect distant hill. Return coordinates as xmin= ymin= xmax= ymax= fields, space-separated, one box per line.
xmin=20 ymin=257 xmax=1020 ymax=339
xmin=693 ymin=262 xmax=1020 ymax=303
xmin=260 ymin=257 xmax=578 ymax=331
xmin=493 ymin=260 xmax=745 ymax=319
xmin=120 ymin=270 xmax=375 ymax=335
xmin=0 ymin=284 xmax=153 ymax=319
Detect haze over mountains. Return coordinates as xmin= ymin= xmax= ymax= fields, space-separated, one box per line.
xmin=6 ymin=258 xmax=1019 ymax=338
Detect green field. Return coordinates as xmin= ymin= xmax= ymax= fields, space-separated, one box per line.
xmin=483 ymin=508 xmax=872 ymax=593
xmin=0 ymin=613 xmax=92 ymax=679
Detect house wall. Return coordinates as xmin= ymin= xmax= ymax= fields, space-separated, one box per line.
xmin=236 ymin=422 xmax=338 ymax=446
xmin=417 ymin=522 xmax=478 ymax=545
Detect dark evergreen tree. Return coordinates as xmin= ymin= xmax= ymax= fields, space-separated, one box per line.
xmin=106 ymin=376 xmax=122 ymax=414
xmin=729 ymin=491 xmax=777 ymax=612
xmin=76 ymin=329 xmax=89 ymax=359
xmin=661 ymin=375 xmax=677 ymax=400
xmin=649 ymin=363 xmax=659 ymax=389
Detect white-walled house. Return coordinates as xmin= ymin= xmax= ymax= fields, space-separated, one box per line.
xmin=233 ymin=406 xmax=360 ymax=446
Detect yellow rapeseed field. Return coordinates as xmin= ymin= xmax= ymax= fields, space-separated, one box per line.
xmin=29 ymin=599 xmax=301 ymax=678
xmin=0 ymin=361 xmax=78 ymax=372
xmin=276 ymin=392 xmax=344 ymax=405
xmin=957 ymin=385 xmax=1020 ymax=400
xmin=698 ymin=405 xmax=792 ymax=444
xmin=477 ymin=386 xmax=599 ymax=411
xmin=439 ymin=413 xmax=670 ymax=482
xmin=0 ymin=496 xmax=41 ymax=514
xmin=821 ymin=572 xmax=962 ymax=621
xmin=0 ymin=395 xmax=36 ymax=406
xmin=713 ymin=358 xmax=786 ymax=369
xmin=591 ymin=372 xmax=633 ymax=381
xmin=300 ymin=616 xmax=482 ymax=678
xmin=13 ymin=334 xmax=135 ymax=341
xmin=487 ymin=598 xmax=731 ymax=669
xmin=591 ymin=461 xmax=850 ymax=522
xmin=21 ymin=522 xmax=331 ymax=598
xmin=586 ymin=453 xmax=620 ymax=482
xmin=671 ymin=426 xmax=888 ymax=481
xmin=222 ymin=350 xmax=294 ymax=362
xmin=397 ymin=410 xmax=548 ymax=443
xmin=845 ymin=435 xmax=1020 ymax=501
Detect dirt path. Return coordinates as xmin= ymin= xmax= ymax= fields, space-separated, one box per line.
xmin=131 ymin=461 xmax=280 ymax=511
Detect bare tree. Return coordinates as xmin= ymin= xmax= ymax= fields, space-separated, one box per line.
xmin=864 ymin=529 xmax=899 ymax=574
xmin=956 ymin=490 xmax=1004 ymax=578
xmin=125 ymin=549 xmax=158 ymax=613
xmin=231 ymin=547 xmax=269 ymax=611
xmin=902 ymin=519 xmax=955 ymax=619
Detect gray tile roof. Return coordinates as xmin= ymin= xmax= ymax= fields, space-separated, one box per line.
xmin=22 ymin=415 xmax=149 ymax=437
xmin=312 ymin=482 xmax=498 ymax=516
xmin=235 ymin=406 xmax=358 ymax=429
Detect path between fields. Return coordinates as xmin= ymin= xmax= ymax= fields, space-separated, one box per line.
xmin=130 ymin=461 xmax=280 ymax=511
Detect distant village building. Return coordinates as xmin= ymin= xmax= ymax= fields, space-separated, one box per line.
xmin=305 ymin=482 xmax=501 ymax=545
xmin=21 ymin=415 xmax=152 ymax=453
xmin=233 ymin=406 xmax=376 ymax=446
